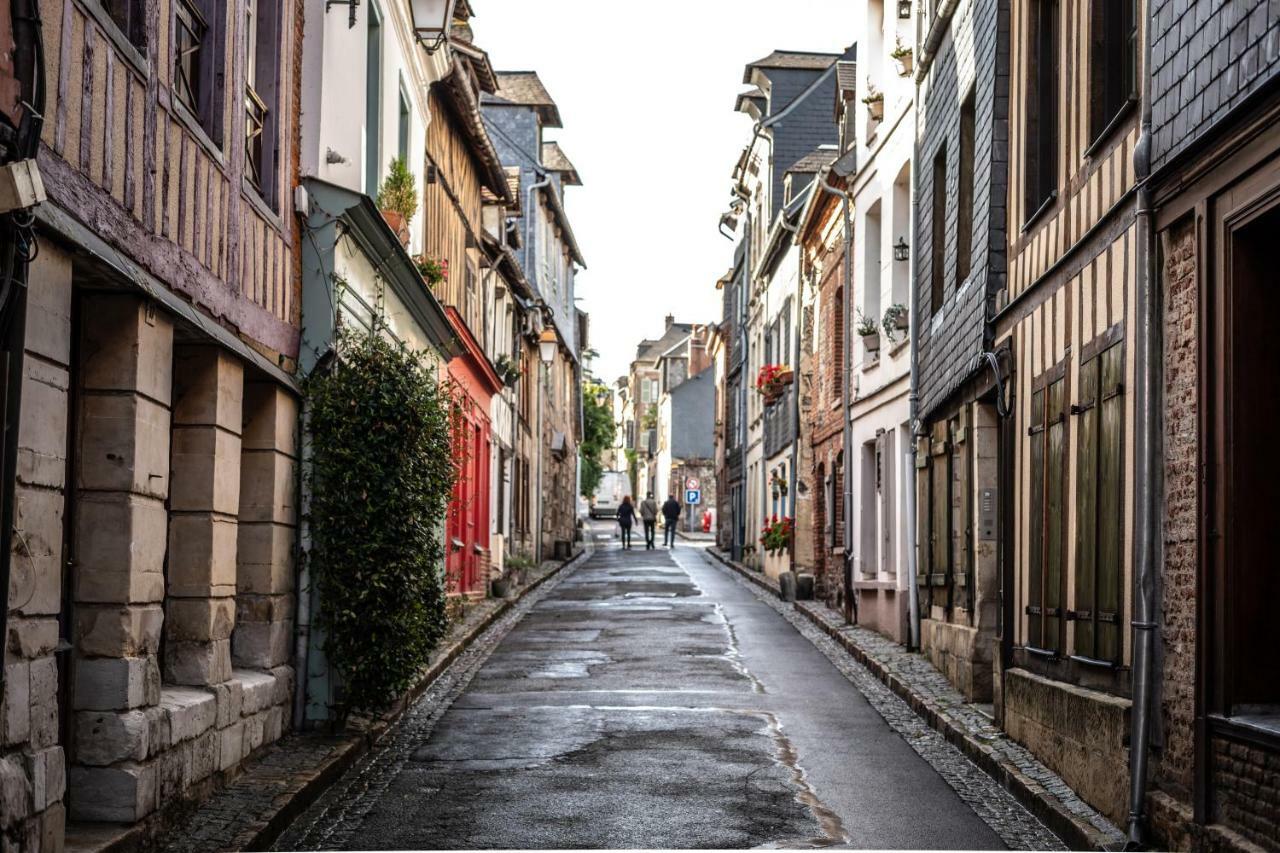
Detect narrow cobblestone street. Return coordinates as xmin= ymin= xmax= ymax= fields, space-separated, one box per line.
xmin=274 ymin=527 xmax=1062 ymax=850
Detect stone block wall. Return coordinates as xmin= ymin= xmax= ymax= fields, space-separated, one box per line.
xmin=4 ymin=248 xmax=298 ymax=847
xmin=1002 ymin=667 xmax=1132 ymax=827
xmin=3 ymin=244 xmax=72 ymax=851
xmin=920 ymin=619 xmax=992 ymax=703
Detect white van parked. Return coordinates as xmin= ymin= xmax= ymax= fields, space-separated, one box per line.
xmin=590 ymin=470 xmax=631 ymax=519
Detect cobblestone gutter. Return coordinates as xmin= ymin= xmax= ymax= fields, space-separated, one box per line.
xmin=704 ymin=547 xmax=1127 ymax=852
xmin=72 ymin=548 xmax=589 ymax=853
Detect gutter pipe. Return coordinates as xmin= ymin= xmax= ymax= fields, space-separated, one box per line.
xmin=905 ymin=64 xmax=923 ymax=651
xmin=1128 ymin=0 xmax=1159 ymax=843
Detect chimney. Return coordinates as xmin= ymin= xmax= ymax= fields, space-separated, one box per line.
xmin=665 ymin=314 xmax=675 ymax=329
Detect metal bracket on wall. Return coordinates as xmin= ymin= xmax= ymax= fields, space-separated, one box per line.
xmin=325 ymin=0 xmax=359 ymax=28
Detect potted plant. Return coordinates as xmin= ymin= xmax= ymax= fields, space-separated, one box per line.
xmin=857 ymin=310 xmax=881 ymax=353
xmin=415 ymin=255 xmax=447 ymax=286
xmin=494 ymin=354 xmax=522 ymax=387
xmin=882 ymin=303 xmax=909 ymax=343
xmin=862 ymin=85 xmax=884 ymax=121
xmin=759 ymin=515 xmax=795 ymax=556
xmin=770 ymin=472 xmax=789 ymax=497
xmin=376 ymin=156 xmax=418 ymax=247
xmin=755 ymin=363 xmax=794 ymax=402
xmin=891 ymin=39 xmax=914 ymax=76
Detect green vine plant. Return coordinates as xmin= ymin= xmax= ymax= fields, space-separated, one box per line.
xmin=306 ymin=327 xmax=459 ymax=717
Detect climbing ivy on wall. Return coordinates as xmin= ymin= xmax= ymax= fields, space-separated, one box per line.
xmin=306 ymin=329 xmax=458 ymax=715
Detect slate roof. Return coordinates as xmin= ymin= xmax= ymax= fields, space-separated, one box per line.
xmin=787 ymin=145 xmax=839 ymax=175
xmin=485 ymin=71 xmax=563 ymax=128
xmin=541 ymin=141 xmax=582 ymax=186
xmin=742 ymin=50 xmax=840 ymax=82
xmin=634 ymin=323 xmax=694 ymax=366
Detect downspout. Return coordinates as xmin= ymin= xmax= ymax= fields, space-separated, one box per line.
xmin=738 ymin=215 xmax=750 ymax=560
xmin=524 ymin=172 xmax=550 ymax=563
xmin=905 ymin=53 xmax=923 ymax=652
xmin=817 ymin=176 xmax=855 ymax=624
xmin=782 ymin=213 xmax=801 ymax=526
xmin=1128 ymin=0 xmax=1158 ymax=842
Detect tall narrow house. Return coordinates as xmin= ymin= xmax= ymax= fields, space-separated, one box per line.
xmin=5 ymin=0 xmax=303 ymax=839
xmin=911 ymin=0 xmax=1008 ymax=705
xmin=1143 ymin=2 xmax=1280 ymax=849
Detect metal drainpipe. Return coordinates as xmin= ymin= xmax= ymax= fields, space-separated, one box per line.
xmin=1127 ymin=0 xmax=1159 ymax=841
xmin=737 ymin=213 xmax=751 ymax=560
xmin=781 ymin=214 xmax=801 ymax=527
xmin=904 ymin=56 xmax=923 ymax=652
xmin=817 ymin=177 xmax=855 ymax=624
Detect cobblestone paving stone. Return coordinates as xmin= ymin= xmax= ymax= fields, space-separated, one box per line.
xmin=155 ymin=558 xmax=574 ymax=853
xmin=272 ymin=554 xmax=588 ymax=851
xmin=702 ymin=553 xmax=1070 ymax=852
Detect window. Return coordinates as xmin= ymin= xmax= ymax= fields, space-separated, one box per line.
xmin=103 ymin=0 xmax=145 ymax=48
xmin=245 ymin=0 xmax=281 ymax=205
xmin=1027 ymin=372 xmax=1067 ymax=653
xmin=364 ymin=2 xmax=383 ymax=197
xmin=1025 ymin=0 xmax=1059 ymax=217
xmin=174 ymin=0 xmax=226 ymax=142
xmin=956 ymin=88 xmax=975 ymax=285
xmin=930 ymin=144 xmax=946 ymax=313
xmin=398 ymin=85 xmax=411 ymax=162
xmin=1089 ymin=0 xmax=1137 ymax=143
xmin=926 ymin=423 xmax=951 ymax=588
xmin=864 ymin=201 xmax=882 ymax=324
xmin=841 ymin=100 xmax=857 ymax=153
xmin=1073 ymin=339 xmax=1124 ymax=663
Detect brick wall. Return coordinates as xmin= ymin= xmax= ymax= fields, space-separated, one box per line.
xmin=807 ymin=236 xmax=846 ymax=606
xmin=1209 ymin=739 xmax=1280 ymax=848
xmin=1155 ymin=217 xmax=1199 ymax=803
xmin=914 ymin=0 xmax=1009 ymax=418
xmin=1149 ymin=0 xmax=1280 ymax=173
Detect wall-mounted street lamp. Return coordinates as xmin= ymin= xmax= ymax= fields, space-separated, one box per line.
xmin=897 ymin=0 xmax=912 ymax=19
xmin=538 ymin=327 xmax=558 ymax=364
xmin=410 ymin=0 xmax=456 ymax=52
xmin=894 ymin=237 xmax=910 ymax=262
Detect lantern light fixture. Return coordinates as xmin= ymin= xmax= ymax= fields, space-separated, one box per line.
xmin=894 ymin=237 xmax=910 ymax=262
xmin=410 ymin=0 xmax=456 ymax=53
xmin=538 ymin=328 xmax=558 ymax=364
xmin=897 ymin=0 xmax=912 ymax=19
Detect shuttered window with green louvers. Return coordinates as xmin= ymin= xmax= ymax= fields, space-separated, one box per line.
xmin=1027 ymin=373 xmax=1067 ymax=653
xmin=1073 ymin=340 xmax=1125 ymax=663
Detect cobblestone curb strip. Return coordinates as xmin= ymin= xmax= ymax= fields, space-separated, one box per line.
xmin=703 ymin=548 xmax=1125 ymax=852
xmin=124 ymin=548 xmax=591 ymax=853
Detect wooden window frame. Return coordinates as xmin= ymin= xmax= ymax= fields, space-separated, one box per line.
xmin=1088 ymin=0 xmax=1138 ymax=148
xmin=956 ymin=88 xmax=976 ymax=287
xmin=930 ymin=143 xmax=947 ymax=314
xmin=1024 ymin=0 xmax=1059 ymax=224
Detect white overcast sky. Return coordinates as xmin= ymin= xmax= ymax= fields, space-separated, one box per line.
xmin=476 ymin=1 xmax=857 ymax=385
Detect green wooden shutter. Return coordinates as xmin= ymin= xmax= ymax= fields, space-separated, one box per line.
xmin=1074 ymin=358 xmax=1100 ymax=657
xmin=1046 ymin=378 xmax=1067 ymax=653
xmin=1028 ymin=388 xmax=1046 ymax=648
xmin=1097 ymin=345 xmax=1124 ymax=662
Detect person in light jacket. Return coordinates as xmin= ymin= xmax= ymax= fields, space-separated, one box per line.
xmin=639 ymin=493 xmax=660 ymax=550
xmin=661 ymin=494 xmax=681 ymax=547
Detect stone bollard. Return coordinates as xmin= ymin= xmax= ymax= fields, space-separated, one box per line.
xmin=795 ymin=573 xmax=815 ymax=600
xmin=779 ymin=571 xmax=797 ymax=603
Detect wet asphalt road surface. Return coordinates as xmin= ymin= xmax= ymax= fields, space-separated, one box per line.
xmin=278 ymin=528 xmax=1043 ymax=849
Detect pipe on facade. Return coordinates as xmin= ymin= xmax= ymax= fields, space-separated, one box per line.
xmin=1127 ymin=0 xmax=1159 ymax=842
xmin=905 ymin=70 xmax=923 ymax=651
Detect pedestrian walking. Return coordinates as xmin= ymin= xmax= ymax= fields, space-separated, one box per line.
xmin=616 ymin=495 xmax=639 ymax=550
xmin=662 ymin=494 xmax=681 ymax=547
xmin=639 ymin=493 xmax=659 ymax=550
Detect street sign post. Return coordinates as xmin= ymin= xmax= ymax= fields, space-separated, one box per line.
xmin=685 ymin=489 xmax=701 ymax=505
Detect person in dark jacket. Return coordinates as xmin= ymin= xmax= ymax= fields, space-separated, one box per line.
xmin=616 ymin=495 xmax=639 ymax=550
xmin=661 ymin=495 xmax=681 ymax=547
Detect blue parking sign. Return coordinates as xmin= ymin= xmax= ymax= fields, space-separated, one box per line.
xmin=685 ymin=489 xmax=701 ymax=505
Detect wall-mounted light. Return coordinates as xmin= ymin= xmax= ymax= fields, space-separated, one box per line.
xmin=894 ymin=237 xmax=910 ymax=262
xmin=410 ymin=0 xmax=456 ymax=53
xmin=897 ymin=0 xmax=912 ymax=19
xmin=538 ymin=328 xmax=558 ymax=364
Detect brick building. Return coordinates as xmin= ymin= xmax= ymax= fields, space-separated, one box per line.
xmin=1140 ymin=1 xmax=1280 ymax=849
xmin=911 ymin=0 xmax=1008 ymax=703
